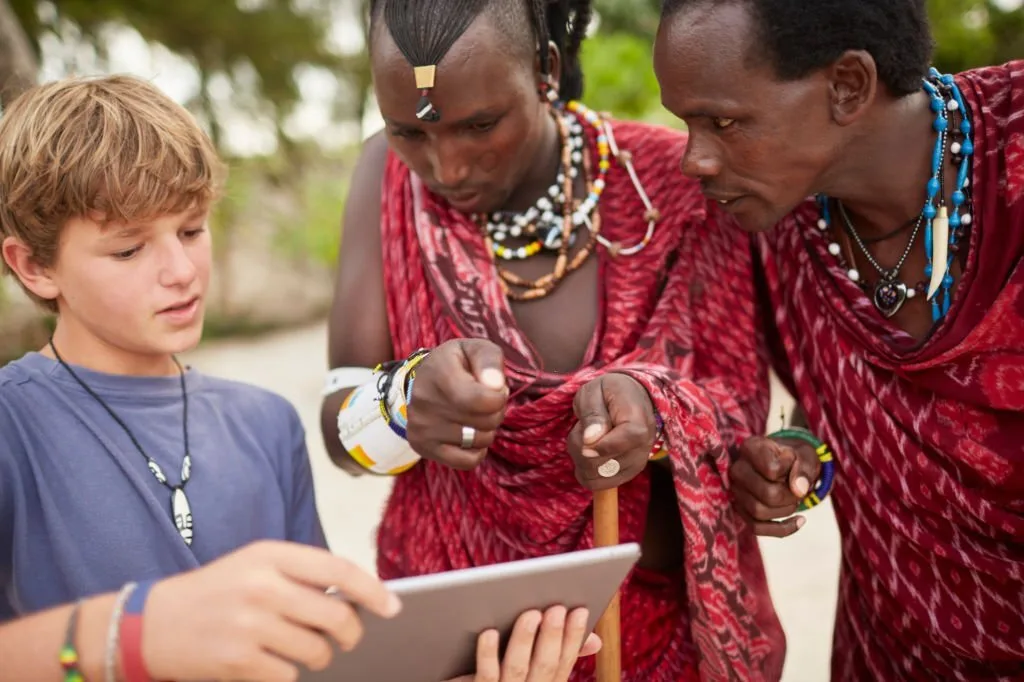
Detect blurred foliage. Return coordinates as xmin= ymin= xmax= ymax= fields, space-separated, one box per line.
xmin=272 ymin=171 xmax=347 ymax=267
xmin=6 ymin=0 xmax=353 ymax=150
xmin=579 ymin=30 xmax=681 ymax=127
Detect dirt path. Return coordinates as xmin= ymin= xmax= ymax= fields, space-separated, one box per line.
xmin=184 ymin=321 xmax=841 ymax=682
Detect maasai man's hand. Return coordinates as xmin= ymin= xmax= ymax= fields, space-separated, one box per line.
xmin=567 ymin=373 xmax=658 ymax=491
xmin=407 ymin=338 xmax=508 ymax=470
xmin=731 ymin=435 xmax=822 ymax=537
xmin=446 ymin=607 xmax=601 ymax=682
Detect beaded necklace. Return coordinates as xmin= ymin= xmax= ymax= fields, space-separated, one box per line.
xmin=483 ymin=113 xmax=585 ymax=258
xmin=817 ymin=68 xmax=974 ymax=323
xmin=473 ymin=99 xmax=661 ymax=301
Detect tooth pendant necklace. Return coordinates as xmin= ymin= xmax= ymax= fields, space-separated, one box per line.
xmin=839 ymin=202 xmax=923 ymax=318
xmin=50 ymin=340 xmax=195 ymax=546
xmin=818 ymin=68 xmax=975 ymax=322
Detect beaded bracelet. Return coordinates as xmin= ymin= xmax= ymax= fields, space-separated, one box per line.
xmin=376 ymin=348 xmax=430 ymax=439
xmin=59 ymin=600 xmax=85 ymax=682
xmin=648 ymin=412 xmax=668 ymax=461
xmin=769 ymin=427 xmax=835 ymax=510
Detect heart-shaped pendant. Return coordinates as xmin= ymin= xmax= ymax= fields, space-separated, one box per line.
xmin=873 ymin=278 xmax=908 ymax=318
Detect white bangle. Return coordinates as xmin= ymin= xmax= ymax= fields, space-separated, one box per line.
xmin=323 ymin=367 xmax=375 ymax=397
xmin=105 ymin=582 xmax=136 ymax=682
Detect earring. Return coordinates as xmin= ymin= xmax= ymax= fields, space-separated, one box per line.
xmin=539 ymin=76 xmax=559 ymax=105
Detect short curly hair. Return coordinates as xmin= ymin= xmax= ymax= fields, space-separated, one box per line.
xmin=661 ymin=0 xmax=933 ymax=97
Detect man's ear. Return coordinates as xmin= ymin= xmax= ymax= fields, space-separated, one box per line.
xmin=826 ymin=50 xmax=878 ymax=127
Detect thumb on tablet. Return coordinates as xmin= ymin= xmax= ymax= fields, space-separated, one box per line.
xmin=580 ymin=632 xmax=602 ymax=657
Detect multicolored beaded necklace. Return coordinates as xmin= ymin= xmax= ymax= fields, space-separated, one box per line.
xmin=482 ymin=113 xmax=586 ymax=258
xmin=817 ymin=68 xmax=974 ymax=322
xmin=475 ymin=99 xmax=661 ymax=301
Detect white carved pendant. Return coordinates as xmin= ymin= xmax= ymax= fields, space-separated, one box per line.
xmin=927 ymin=206 xmax=950 ymax=300
xmin=147 ymin=460 xmax=168 ymax=484
xmin=172 ymin=487 xmax=194 ymax=546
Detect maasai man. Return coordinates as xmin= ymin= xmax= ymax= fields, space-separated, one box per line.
xmin=320 ymin=0 xmax=786 ymax=679
xmin=655 ymin=0 xmax=1024 ymax=678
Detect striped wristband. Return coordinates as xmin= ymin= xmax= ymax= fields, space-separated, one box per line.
xmin=119 ymin=580 xmax=157 ymax=682
xmin=769 ymin=427 xmax=835 ymax=510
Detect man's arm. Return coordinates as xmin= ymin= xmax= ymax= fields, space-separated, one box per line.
xmin=319 ymin=131 xmax=394 ymax=475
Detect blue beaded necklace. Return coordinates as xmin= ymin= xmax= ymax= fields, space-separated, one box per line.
xmin=818 ymin=68 xmax=974 ymax=323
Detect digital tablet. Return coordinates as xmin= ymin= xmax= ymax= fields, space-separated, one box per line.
xmin=298 ymin=543 xmax=641 ymax=682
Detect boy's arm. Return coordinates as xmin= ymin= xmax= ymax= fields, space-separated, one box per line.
xmin=1 ymin=542 xmax=400 ymax=682
xmin=0 ymin=400 xmax=18 ymax=617
xmin=285 ymin=407 xmax=328 ymax=549
xmin=0 ymin=595 xmax=120 ymax=681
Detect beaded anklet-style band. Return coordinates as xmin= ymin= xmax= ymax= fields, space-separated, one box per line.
xmin=769 ymin=427 xmax=835 ymax=510
xmin=648 ymin=412 xmax=668 ymax=461
xmin=59 ymin=600 xmax=85 ymax=682
xmin=376 ymin=348 xmax=431 ymax=439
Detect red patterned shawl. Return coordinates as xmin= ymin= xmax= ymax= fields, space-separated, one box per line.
xmin=376 ymin=119 xmax=785 ymax=681
xmin=757 ymin=62 xmax=1024 ymax=680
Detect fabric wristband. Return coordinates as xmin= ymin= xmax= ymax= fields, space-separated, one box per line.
xmin=119 ymin=579 xmax=157 ymax=682
xmin=106 ymin=582 xmax=137 ymax=682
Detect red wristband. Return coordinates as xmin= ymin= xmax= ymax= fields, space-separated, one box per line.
xmin=119 ymin=580 xmax=156 ymax=682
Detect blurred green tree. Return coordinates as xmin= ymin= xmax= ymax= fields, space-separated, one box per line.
xmin=2 ymin=0 xmax=355 ymax=152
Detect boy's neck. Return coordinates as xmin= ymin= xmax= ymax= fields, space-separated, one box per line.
xmin=43 ymin=322 xmax=182 ymax=377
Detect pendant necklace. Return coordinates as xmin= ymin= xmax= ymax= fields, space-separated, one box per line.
xmin=50 ymin=340 xmax=195 ymax=546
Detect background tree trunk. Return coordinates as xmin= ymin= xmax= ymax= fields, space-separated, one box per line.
xmin=0 ymin=0 xmax=37 ymax=109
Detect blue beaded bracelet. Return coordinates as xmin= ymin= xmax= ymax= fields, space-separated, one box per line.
xmin=769 ymin=427 xmax=835 ymax=511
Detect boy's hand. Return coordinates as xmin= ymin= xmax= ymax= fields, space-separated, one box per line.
xmin=143 ymin=540 xmax=400 ymax=682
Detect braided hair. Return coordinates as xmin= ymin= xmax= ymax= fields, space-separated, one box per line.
xmin=370 ymin=0 xmax=593 ymax=116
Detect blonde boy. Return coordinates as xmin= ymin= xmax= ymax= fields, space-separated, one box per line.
xmin=0 ymin=75 xmax=326 ymax=620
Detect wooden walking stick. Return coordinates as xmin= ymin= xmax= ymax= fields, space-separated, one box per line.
xmin=593 ymin=487 xmax=621 ymax=682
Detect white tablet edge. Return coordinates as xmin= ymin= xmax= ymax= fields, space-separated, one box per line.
xmin=384 ymin=542 xmax=642 ymax=596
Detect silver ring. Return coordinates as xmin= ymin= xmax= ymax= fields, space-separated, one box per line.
xmin=460 ymin=425 xmax=476 ymax=449
xmin=597 ymin=459 xmax=620 ymax=478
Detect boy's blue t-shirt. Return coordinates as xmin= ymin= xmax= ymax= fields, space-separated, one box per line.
xmin=0 ymin=352 xmax=327 ymax=620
